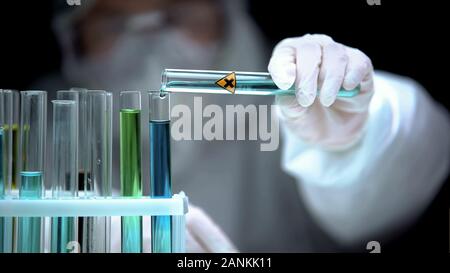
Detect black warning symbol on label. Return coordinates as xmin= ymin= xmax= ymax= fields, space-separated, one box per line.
xmin=215 ymin=72 xmax=236 ymax=94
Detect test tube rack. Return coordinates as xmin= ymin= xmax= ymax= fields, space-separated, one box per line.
xmin=0 ymin=192 xmax=188 ymax=253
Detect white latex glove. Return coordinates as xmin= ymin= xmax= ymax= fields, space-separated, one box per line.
xmin=110 ymin=204 xmax=237 ymax=253
xmin=268 ymin=34 xmax=374 ymax=149
xmin=186 ymin=205 xmax=238 ymax=253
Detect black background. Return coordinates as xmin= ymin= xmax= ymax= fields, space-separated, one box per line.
xmin=0 ymin=0 xmax=448 ymax=253
xmin=0 ymin=0 xmax=447 ymax=108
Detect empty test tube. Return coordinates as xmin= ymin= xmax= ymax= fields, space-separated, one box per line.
xmin=161 ymin=69 xmax=360 ymax=97
xmin=11 ymin=91 xmax=19 ymax=191
xmin=149 ymin=91 xmax=172 ymax=253
xmin=18 ymin=91 xmax=47 ymax=253
xmin=120 ymin=91 xmax=142 ymax=253
xmin=58 ymin=89 xmax=88 ymax=190
xmin=83 ymin=90 xmax=113 ymax=253
xmin=50 ymin=100 xmax=79 ymax=253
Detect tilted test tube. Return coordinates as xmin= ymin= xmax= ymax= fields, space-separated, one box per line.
xmin=161 ymin=69 xmax=360 ymax=97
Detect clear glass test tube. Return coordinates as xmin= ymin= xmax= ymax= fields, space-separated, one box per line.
xmin=0 ymin=91 xmax=5 ymax=253
xmin=120 ymin=91 xmax=142 ymax=253
xmin=149 ymin=91 xmax=172 ymax=253
xmin=0 ymin=91 xmax=3 ymax=253
xmin=0 ymin=90 xmax=17 ymax=195
xmin=70 ymin=88 xmax=88 ymax=191
xmin=57 ymin=90 xmax=82 ymax=252
xmin=1 ymin=90 xmax=15 ymax=253
xmin=161 ymin=69 xmax=360 ymax=97
xmin=50 ymin=100 xmax=79 ymax=253
xmin=0 ymin=91 xmax=6 ymax=199
xmin=11 ymin=90 xmax=20 ymax=191
xmin=18 ymin=90 xmax=47 ymax=253
xmin=83 ymin=90 xmax=113 ymax=253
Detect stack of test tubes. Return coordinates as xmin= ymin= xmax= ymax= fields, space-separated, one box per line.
xmin=0 ymin=88 xmax=186 ymax=253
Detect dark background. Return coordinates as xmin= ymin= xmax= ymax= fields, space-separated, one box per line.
xmin=0 ymin=0 xmax=448 ymax=252
xmin=0 ymin=0 xmax=447 ymax=107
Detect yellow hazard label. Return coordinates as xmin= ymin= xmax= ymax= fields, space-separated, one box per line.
xmin=215 ymin=72 xmax=236 ymax=94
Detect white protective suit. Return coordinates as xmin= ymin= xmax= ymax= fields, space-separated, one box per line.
xmin=34 ymin=1 xmax=450 ymax=252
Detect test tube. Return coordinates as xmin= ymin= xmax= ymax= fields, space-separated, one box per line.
xmin=83 ymin=90 xmax=112 ymax=253
xmin=0 ymin=90 xmax=15 ymax=253
xmin=0 ymin=91 xmax=5 ymax=253
xmin=11 ymin=91 xmax=20 ymax=191
xmin=18 ymin=91 xmax=47 ymax=253
xmin=149 ymin=91 xmax=172 ymax=253
xmin=161 ymin=69 xmax=360 ymax=97
xmin=120 ymin=91 xmax=142 ymax=253
xmin=57 ymin=89 xmax=85 ymax=184
xmin=50 ymin=100 xmax=78 ymax=253
xmin=56 ymin=90 xmax=82 ymax=252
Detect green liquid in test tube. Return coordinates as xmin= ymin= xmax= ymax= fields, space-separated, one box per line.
xmin=18 ymin=91 xmax=47 ymax=253
xmin=120 ymin=91 xmax=142 ymax=253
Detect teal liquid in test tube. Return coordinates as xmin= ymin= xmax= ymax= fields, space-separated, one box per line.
xmin=18 ymin=91 xmax=47 ymax=253
xmin=149 ymin=91 xmax=172 ymax=253
xmin=51 ymin=100 xmax=78 ymax=253
xmin=120 ymin=91 xmax=142 ymax=253
xmin=18 ymin=92 xmax=46 ymax=253
xmin=161 ymin=69 xmax=360 ymax=97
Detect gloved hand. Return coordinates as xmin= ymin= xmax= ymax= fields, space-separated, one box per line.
xmin=186 ymin=204 xmax=238 ymax=253
xmin=110 ymin=203 xmax=237 ymax=253
xmin=268 ymin=34 xmax=374 ymax=149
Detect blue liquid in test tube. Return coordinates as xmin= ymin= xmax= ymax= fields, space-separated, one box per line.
xmin=149 ymin=92 xmax=172 ymax=253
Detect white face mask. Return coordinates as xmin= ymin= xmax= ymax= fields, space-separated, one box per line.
xmin=159 ymin=29 xmax=219 ymax=69
xmin=61 ymin=17 xmax=219 ymax=92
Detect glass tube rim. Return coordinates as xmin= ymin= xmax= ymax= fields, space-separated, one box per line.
xmin=1 ymin=89 xmax=18 ymax=94
xmin=21 ymin=90 xmax=47 ymax=95
xmin=120 ymin=90 xmax=141 ymax=109
xmin=20 ymin=171 xmax=43 ymax=177
xmin=56 ymin=89 xmax=78 ymax=93
xmin=88 ymin=89 xmax=107 ymax=93
xmin=52 ymin=99 xmax=77 ymax=105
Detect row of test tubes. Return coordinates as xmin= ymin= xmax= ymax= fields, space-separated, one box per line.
xmin=0 ymin=89 xmax=173 ymax=253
